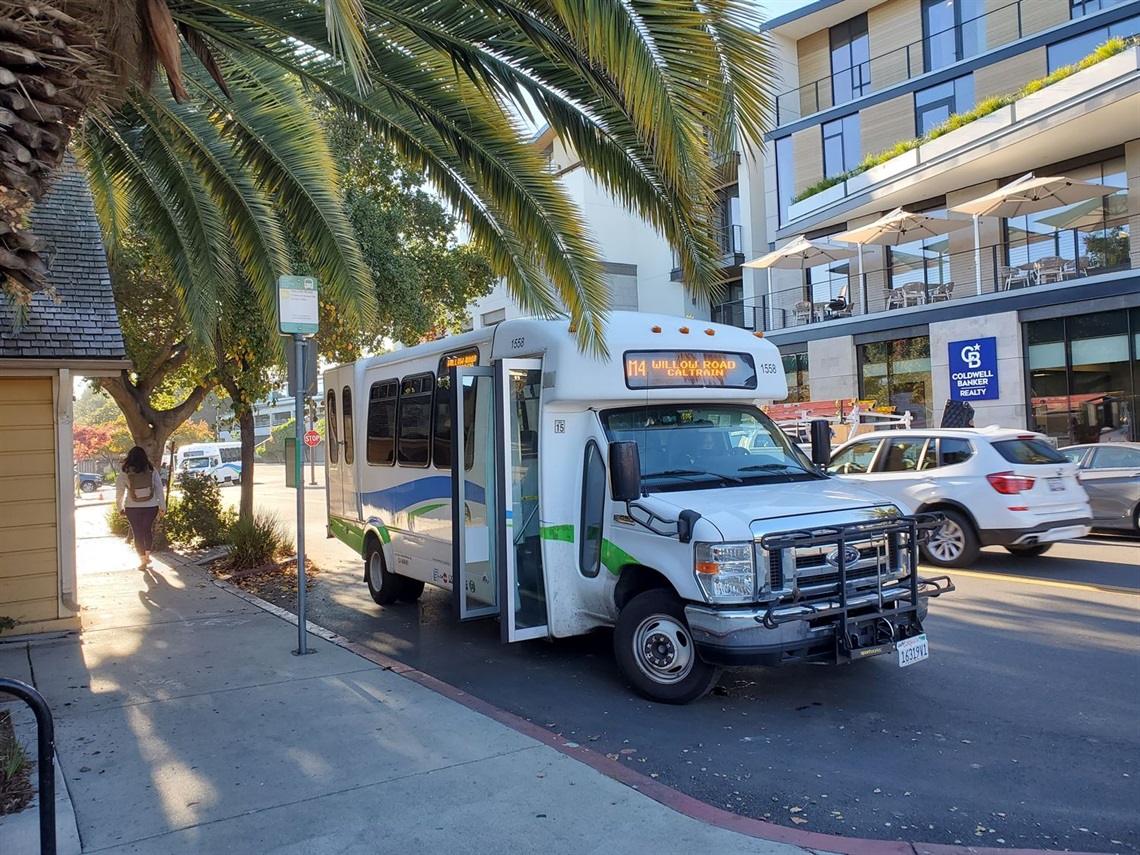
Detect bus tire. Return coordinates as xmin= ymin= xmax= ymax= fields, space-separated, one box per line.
xmin=613 ymin=589 xmax=722 ymax=705
xmin=398 ymin=579 xmax=425 ymax=602
xmin=365 ymin=540 xmax=400 ymax=605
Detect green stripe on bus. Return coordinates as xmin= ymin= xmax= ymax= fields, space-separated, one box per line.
xmin=408 ymin=503 xmax=447 ymax=519
xmin=601 ymin=539 xmax=639 ymax=576
xmin=540 ymin=524 xmax=574 ymax=542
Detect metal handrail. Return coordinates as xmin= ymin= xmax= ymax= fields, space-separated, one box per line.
xmin=0 ymin=678 xmax=56 ymax=855
xmin=774 ymin=0 xmax=1024 ymax=125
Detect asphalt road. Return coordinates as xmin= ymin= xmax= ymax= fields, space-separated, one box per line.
xmin=101 ymin=462 xmax=1140 ymax=851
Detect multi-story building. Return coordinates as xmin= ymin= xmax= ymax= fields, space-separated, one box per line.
xmin=750 ymin=0 xmax=1139 ymax=442
xmin=469 ymin=0 xmax=1139 ymax=445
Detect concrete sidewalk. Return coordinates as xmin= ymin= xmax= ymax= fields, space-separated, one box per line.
xmin=1 ymin=539 xmax=824 ymax=855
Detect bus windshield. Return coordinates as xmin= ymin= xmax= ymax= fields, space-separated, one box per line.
xmin=601 ymin=404 xmax=820 ymax=492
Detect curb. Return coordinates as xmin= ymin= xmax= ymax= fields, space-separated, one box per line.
xmin=186 ymin=557 xmax=1100 ymax=855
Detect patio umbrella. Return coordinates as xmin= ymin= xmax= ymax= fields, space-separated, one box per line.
xmin=743 ymin=235 xmax=857 ymax=269
xmin=1037 ymin=194 xmax=1129 ymax=230
xmin=950 ymin=173 xmax=1123 ymax=294
xmin=831 ymin=208 xmax=970 ymax=313
xmin=744 ymin=236 xmax=856 ymax=323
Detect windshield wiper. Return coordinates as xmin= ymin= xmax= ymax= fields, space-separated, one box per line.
xmin=642 ymin=469 xmax=743 ymax=484
xmin=738 ymin=463 xmax=824 ymax=478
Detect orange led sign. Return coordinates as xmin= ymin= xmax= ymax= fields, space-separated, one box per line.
xmin=623 ymin=350 xmax=757 ymax=390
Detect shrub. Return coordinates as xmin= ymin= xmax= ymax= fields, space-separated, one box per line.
xmin=107 ymin=504 xmax=169 ymax=551
xmin=223 ymin=512 xmax=293 ymax=571
xmin=163 ymin=473 xmax=234 ymax=548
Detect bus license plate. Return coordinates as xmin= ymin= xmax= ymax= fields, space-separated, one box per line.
xmin=897 ymin=634 xmax=928 ymax=668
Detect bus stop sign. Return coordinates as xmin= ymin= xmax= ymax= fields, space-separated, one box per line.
xmin=303 ymin=430 xmax=321 ymax=447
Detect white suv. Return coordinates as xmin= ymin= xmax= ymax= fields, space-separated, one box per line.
xmin=827 ymin=427 xmax=1091 ymax=567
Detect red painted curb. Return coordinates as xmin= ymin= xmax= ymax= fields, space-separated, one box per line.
xmin=188 ymin=560 xmax=1103 ymax=855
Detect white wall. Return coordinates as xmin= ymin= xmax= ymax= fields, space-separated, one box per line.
xmin=928 ymin=311 xmax=1027 ymax=429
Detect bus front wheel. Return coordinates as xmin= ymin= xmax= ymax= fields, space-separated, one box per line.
xmin=613 ymin=589 xmax=722 ymax=705
xmin=365 ymin=540 xmax=400 ymax=605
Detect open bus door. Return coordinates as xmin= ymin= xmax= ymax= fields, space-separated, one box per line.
xmin=451 ymin=359 xmax=549 ymax=641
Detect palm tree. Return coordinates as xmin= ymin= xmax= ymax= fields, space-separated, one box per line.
xmin=2 ymin=0 xmax=772 ymax=352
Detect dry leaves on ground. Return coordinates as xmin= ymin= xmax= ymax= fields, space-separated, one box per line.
xmin=211 ymin=558 xmax=320 ymax=600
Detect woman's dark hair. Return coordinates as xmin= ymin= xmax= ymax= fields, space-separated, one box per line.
xmin=122 ymin=446 xmax=153 ymax=473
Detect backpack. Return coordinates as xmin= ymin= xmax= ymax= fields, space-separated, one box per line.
xmin=127 ymin=469 xmax=155 ymax=502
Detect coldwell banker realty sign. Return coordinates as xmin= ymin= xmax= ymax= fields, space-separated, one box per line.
xmin=949 ymin=337 xmax=999 ymax=401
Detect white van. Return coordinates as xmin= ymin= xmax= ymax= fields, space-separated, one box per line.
xmin=323 ymin=313 xmax=953 ymax=703
xmin=174 ymin=442 xmax=242 ymax=485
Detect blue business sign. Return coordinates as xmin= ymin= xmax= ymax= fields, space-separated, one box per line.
xmin=949 ymin=337 xmax=999 ymax=401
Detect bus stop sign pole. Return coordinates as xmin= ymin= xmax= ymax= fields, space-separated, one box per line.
xmin=278 ymin=275 xmax=319 ymax=656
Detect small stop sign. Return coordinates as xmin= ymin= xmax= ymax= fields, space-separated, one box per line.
xmin=303 ymin=430 xmax=321 ymax=447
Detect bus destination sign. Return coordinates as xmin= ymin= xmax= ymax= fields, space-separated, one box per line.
xmin=623 ymin=350 xmax=757 ymax=390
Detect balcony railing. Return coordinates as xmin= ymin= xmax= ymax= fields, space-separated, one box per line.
xmin=716 ymin=237 xmax=1134 ymax=332
xmin=670 ymin=224 xmax=744 ymax=280
xmin=774 ymin=0 xmax=1028 ymax=125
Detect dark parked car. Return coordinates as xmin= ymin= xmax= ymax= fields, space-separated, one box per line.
xmin=74 ymin=467 xmax=105 ymax=494
xmin=1059 ymin=442 xmax=1140 ymax=534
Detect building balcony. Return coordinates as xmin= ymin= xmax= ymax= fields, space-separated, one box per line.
xmin=746 ymin=238 xmax=1135 ymax=335
xmin=670 ymin=224 xmax=744 ymax=281
xmin=782 ymin=42 xmax=1140 ymax=237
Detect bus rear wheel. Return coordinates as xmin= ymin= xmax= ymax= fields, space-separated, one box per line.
xmin=365 ymin=540 xmax=400 ymax=605
xmin=398 ymin=579 xmax=425 ymax=602
xmin=613 ymin=589 xmax=722 ymax=705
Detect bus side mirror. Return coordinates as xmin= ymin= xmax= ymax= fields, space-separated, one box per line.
xmin=609 ymin=441 xmax=642 ymax=502
xmin=810 ymin=418 xmax=831 ymax=467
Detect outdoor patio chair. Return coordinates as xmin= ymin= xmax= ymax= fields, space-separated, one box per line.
xmin=999 ymin=265 xmax=1032 ymax=290
xmin=930 ymin=281 xmax=954 ymax=302
xmin=885 ymin=289 xmax=905 ymax=310
xmin=1034 ymin=256 xmax=1066 ymax=284
xmin=793 ymin=301 xmax=812 ymax=325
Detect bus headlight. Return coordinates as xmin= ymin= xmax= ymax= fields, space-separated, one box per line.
xmin=694 ymin=542 xmax=755 ymax=602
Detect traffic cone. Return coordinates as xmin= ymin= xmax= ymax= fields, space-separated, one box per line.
xmin=97 ymin=490 xmax=104 ymax=501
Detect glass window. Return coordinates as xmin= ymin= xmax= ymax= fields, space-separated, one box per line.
xmin=342 ymin=388 xmax=354 ymax=465
xmin=775 ymin=136 xmax=795 ymax=226
xmin=1092 ymin=445 xmax=1140 ymax=468
xmin=992 ymin=438 xmax=1067 ymax=465
xmin=1049 ymin=15 xmax=1140 ymax=70
xmin=858 ymin=337 xmax=933 ymax=428
xmin=830 ymin=14 xmax=870 ymax=105
xmin=827 ymin=438 xmax=883 ymax=475
xmin=579 ymin=442 xmax=606 ymax=578
xmin=397 ymin=373 xmax=434 ymax=467
xmin=877 ymin=438 xmax=927 ymax=472
xmin=922 ymin=0 xmax=985 ymax=72
xmin=1071 ymin=0 xmax=1131 ymax=20
xmin=887 ymin=208 xmax=953 ymax=290
xmin=822 ymin=114 xmax=860 ymax=179
xmin=366 ymin=380 xmax=398 ymax=466
xmin=782 ymin=352 xmax=810 ymax=403
xmin=939 ymin=438 xmax=974 ymax=466
xmin=326 ymin=390 xmax=339 ymax=464
xmin=915 ymin=75 xmax=974 ymax=136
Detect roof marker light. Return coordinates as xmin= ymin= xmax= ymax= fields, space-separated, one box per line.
xmin=679 ymin=326 xmax=690 ymax=334
xmin=651 ymin=325 xmax=662 ymax=333
xmin=705 ymin=328 xmax=715 ymax=336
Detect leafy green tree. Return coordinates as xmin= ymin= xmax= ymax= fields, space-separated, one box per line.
xmin=5 ymin=1 xmax=772 ymax=355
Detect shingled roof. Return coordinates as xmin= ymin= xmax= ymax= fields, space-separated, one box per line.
xmin=0 ymin=162 xmax=126 ymax=362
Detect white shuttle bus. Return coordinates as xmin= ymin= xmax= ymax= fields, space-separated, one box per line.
xmin=324 ymin=312 xmax=953 ymax=703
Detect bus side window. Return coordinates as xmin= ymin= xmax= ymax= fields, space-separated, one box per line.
xmin=397 ymin=373 xmax=433 ymax=467
xmin=433 ymin=372 xmax=452 ymax=470
xmin=326 ymin=390 xmax=339 ymax=464
xmin=366 ymin=380 xmax=397 ymax=466
xmin=579 ymin=441 xmax=606 ymax=578
xmin=342 ymin=387 xmax=355 ymax=465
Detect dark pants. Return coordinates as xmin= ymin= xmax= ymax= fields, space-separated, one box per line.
xmin=125 ymin=506 xmax=159 ymax=555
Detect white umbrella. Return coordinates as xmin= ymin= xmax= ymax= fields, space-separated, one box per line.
xmin=743 ymin=234 xmax=857 ymax=269
xmin=1037 ymin=194 xmax=1129 ymax=230
xmin=832 ymin=209 xmax=971 ymax=313
xmin=744 ymin=237 xmax=857 ymax=324
xmin=950 ymin=174 xmax=1124 ymax=294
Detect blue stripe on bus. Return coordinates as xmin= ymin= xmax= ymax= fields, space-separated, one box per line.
xmin=360 ymin=476 xmax=486 ymax=516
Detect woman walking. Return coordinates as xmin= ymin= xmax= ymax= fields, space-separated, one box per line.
xmin=116 ymin=446 xmax=166 ymax=570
